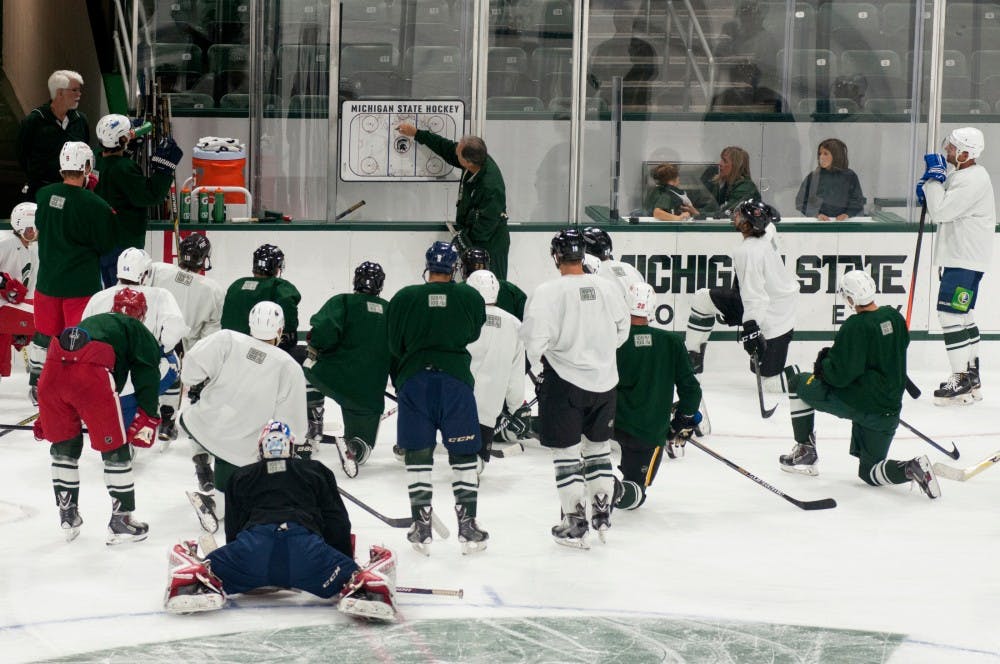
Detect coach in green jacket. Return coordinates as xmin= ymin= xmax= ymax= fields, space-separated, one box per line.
xmin=397 ymin=122 xmax=511 ymax=279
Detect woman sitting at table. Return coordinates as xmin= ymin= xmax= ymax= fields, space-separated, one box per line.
xmin=795 ymin=138 xmax=866 ymax=220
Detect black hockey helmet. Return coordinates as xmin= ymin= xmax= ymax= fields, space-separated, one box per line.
xmin=551 ymin=228 xmax=586 ymax=263
xmin=582 ymin=226 xmax=613 ymax=259
xmin=353 ymin=261 xmax=385 ymax=295
xmin=425 ymin=241 xmax=459 ymax=275
xmin=733 ymin=199 xmax=780 ymax=231
xmin=179 ymin=233 xmax=212 ymax=272
xmin=253 ymin=243 xmax=285 ymax=277
xmin=460 ymin=247 xmax=491 ymax=279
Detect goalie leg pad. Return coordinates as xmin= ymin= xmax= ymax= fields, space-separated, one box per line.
xmin=165 ymin=543 xmax=226 ymax=614
xmin=337 ymin=545 xmax=397 ymax=621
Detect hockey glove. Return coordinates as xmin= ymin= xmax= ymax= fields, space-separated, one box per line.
xmin=813 ymin=346 xmax=831 ymax=381
xmin=12 ymin=335 xmax=29 ymax=351
xmin=915 ymin=177 xmax=928 ymax=206
xmin=922 ymin=153 xmax=948 ymax=183
xmin=451 ymin=230 xmax=470 ymax=256
xmin=739 ymin=320 xmax=766 ymax=357
xmin=151 ymin=137 xmax=184 ymax=175
xmin=127 ymin=407 xmax=161 ymax=447
xmin=32 ymin=417 xmax=44 ymax=441
xmin=188 ymin=380 xmax=207 ymax=405
xmin=85 ymin=172 xmax=99 ymax=191
xmin=0 ymin=273 xmax=27 ymax=304
xmin=533 ymin=371 xmax=545 ymax=398
xmin=303 ymin=344 xmax=318 ymax=369
xmin=669 ymin=411 xmax=700 ymax=441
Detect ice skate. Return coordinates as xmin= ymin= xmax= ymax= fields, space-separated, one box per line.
xmin=338 ymin=545 xmax=397 ymax=621
xmin=968 ymin=359 xmax=982 ymax=401
xmin=158 ymin=406 xmax=178 ymax=443
xmin=106 ymin=500 xmax=149 ymax=545
xmin=552 ymin=503 xmax=590 ymax=550
xmin=905 ymin=455 xmax=941 ymax=499
xmin=590 ymin=493 xmax=612 ymax=542
xmin=406 ymin=506 xmax=433 ymax=555
xmin=57 ymin=491 xmax=82 ymax=542
xmin=193 ymin=453 xmax=215 ymax=492
xmin=455 ymin=505 xmax=488 ymax=554
xmin=392 ymin=444 xmax=405 ymax=463
xmin=779 ymin=435 xmax=818 ymax=476
xmin=186 ymin=490 xmax=219 ymax=533
xmin=934 ymin=372 xmax=975 ymax=406
xmin=346 ymin=437 xmax=372 ymax=466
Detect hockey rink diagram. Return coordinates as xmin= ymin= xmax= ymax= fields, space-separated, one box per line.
xmin=340 ymin=100 xmax=464 ymax=182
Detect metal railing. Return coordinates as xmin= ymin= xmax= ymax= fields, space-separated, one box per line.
xmin=663 ymin=0 xmax=716 ymax=112
xmin=111 ymin=0 xmax=153 ymax=113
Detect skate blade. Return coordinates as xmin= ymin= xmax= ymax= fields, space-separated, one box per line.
xmin=971 ymin=388 xmax=983 ymax=402
xmin=553 ymin=534 xmax=590 ymax=550
xmin=338 ymin=597 xmax=396 ymax=622
xmin=934 ymin=394 xmax=976 ymax=406
xmin=915 ymin=457 xmax=942 ymax=499
xmin=63 ymin=526 xmax=81 ymax=542
xmin=597 ymin=529 xmax=608 ymax=544
xmin=106 ymin=531 xmax=149 ymax=546
xmin=157 ymin=439 xmax=172 ymax=452
xmin=779 ymin=463 xmax=818 ymax=477
xmin=165 ymin=593 xmax=225 ymax=614
xmin=409 ymin=541 xmax=431 ymax=556
xmin=460 ymin=539 xmax=488 ymax=555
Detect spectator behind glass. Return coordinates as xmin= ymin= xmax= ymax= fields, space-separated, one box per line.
xmin=795 ymin=138 xmax=866 ymax=220
xmin=644 ymin=164 xmax=699 ymax=220
xmin=700 ymin=146 xmax=761 ymax=217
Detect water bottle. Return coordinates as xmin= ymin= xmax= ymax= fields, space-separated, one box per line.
xmin=212 ymin=188 xmax=225 ymax=223
xmin=198 ymin=190 xmax=210 ymax=223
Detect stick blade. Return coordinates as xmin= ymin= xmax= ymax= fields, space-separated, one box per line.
xmin=792 ymin=497 xmax=838 ymax=511
xmin=947 ymin=443 xmax=961 ymax=460
xmin=932 ymin=462 xmax=968 ymax=482
xmin=760 ymin=403 xmax=778 ymax=419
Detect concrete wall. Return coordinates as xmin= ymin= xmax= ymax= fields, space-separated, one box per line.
xmin=3 ymin=0 xmax=104 ymax=122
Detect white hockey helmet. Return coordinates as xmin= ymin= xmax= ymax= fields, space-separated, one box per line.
xmin=10 ymin=202 xmax=37 ymax=236
xmin=257 ymin=420 xmax=294 ymax=460
xmin=583 ymin=253 xmax=602 ymax=275
xmin=945 ymin=127 xmax=984 ymax=160
xmin=627 ymin=281 xmax=656 ymax=320
xmin=96 ymin=113 xmax=133 ymax=149
xmin=117 ymin=247 xmax=152 ymax=284
xmin=465 ymin=269 xmax=499 ymax=304
xmin=248 ymin=300 xmax=284 ymax=340
xmin=838 ymin=269 xmax=877 ymax=307
xmin=59 ymin=141 xmax=93 ymax=173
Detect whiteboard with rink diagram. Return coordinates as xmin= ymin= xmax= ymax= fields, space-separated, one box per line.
xmin=340 ymin=100 xmax=465 ymax=181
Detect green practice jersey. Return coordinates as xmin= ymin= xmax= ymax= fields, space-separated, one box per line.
xmin=221 ymin=276 xmax=301 ymax=337
xmin=305 ymin=292 xmax=390 ymax=413
xmin=36 ymin=183 xmax=120 ymax=297
xmin=616 ymin=325 xmax=702 ymax=445
xmin=387 ymin=281 xmax=486 ymax=389
xmin=94 ymin=154 xmax=173 ymax=249
xmin=818 ymin=306 xmax=909 ymax=416
xmin=77 ymin=312 xmax=162 ymax=415
xmin=496 ymin=279 xmax=527 ymax=320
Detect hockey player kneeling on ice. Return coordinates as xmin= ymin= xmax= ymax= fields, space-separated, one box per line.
xmin=81 ymin=247 xmax=189 ymax=429
xmin=614 ymin=283 xmax=702 ymax=510
xmin=684 ymin=200 xmax=797 ymax=391
xmin=179 ymin=301 xmax=307 ymax=532
xmin=33 ymin=295 xmax=163 ymax=544
xmin=521 ymin=229 xmax=630 ymax=548
xmin=917 ymin=127 xmax=994 ymax=405
xmin=465 ymin=269 xmax=526 ymax=466
xmin=779 ymin=270 xmax=940 ymax=499
xmin=304 ymin=261 xmax=391 ymax=471
xmin=0 ymin=202 xmax=38 ymax=378
xmin=386 ymin=241 xmax=488 ymax=555
xmin=165 ymin=420 xmax=397 ymax=620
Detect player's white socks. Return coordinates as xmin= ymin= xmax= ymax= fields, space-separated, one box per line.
xmin=940 ymin=311 xmax=973 ymax=374
xmin=552 ymin=444 xmax=586 ymax=516
xmin=448 ymin=453 xmax=479 ymax=514
xmin=51 ymin=454 xmax=80 ymax=498
xmin=581 ymin=438 xmax=614 ymax=502
xmin=685 ymin=288 xmax=718 ymax=352
xmin=104 ymin=458 xmax=135 ymax=503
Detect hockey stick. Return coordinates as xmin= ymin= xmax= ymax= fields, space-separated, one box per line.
xmin=334 ymin=200 xmax=366 ymax=220
xmin=933 ymin=450 xmax=1000 ymax=482
xmin=398 ymin=586 xmax=463 ymax=598
xmin=898 ymin=418 xmax=960 ymax=459
xmin=337 ymin=488 xmax=450 ymax=538
xmin=752 ymin=353 xmax=778 ymax=418
xmin=384 ymin=390 xmax=397 ymax=402
xmin=685 ymin=437 xmax=837 ymax=510
xmin=905 ymin=376 xmax=922 ymax=399
xmin=319 ymin=407 xmax=398 ymax=447
xmin=904 ymin=203 xmax=928 ymax=328
xmin=0 ymin=412 xmax=40 ymax=438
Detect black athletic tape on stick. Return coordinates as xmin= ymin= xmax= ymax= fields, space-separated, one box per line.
xmin=905 ymin=376 xmax=921 ymax=399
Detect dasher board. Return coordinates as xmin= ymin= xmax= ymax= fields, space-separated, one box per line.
xmin=340 ymin=100 xmax=465 ymax=181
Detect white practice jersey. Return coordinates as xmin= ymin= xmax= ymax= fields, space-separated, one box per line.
xmin=148 ymin=262 xmax=225 ymax=350
xmin=597 ymin=259 xmax=646 ymax=300
xmin=521 ymin=273 xmax=630 ymax=393
xmin=924 ymin=164 xmax=996 ymax=272
xmin=0 ymin=235 xmax=38 ymax=298
xmin=733 ymin=229 xmax=798 ymax=339
xmin=83 ymin=284 xmax=190 ymax=350
xmin=468 ymin=304 xmax=525 ymax=426
xmin=180 ymin=329 xmax=307 ymax=467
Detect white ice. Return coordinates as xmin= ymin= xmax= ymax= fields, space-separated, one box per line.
xmin=1 ymin=340 xmax=999 ymax=663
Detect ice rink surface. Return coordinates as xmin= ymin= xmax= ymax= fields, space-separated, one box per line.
xmin=2 ymin=340 xmax=1000 ymax=663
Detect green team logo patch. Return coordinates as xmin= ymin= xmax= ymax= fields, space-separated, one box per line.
xmin=951 ymin=286 xmax=973 ymax=312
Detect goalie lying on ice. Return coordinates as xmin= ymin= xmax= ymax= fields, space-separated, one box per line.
xmin=164 ymin=420 xmax=397 ymax=620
